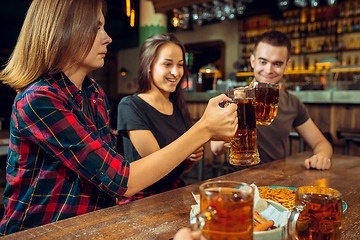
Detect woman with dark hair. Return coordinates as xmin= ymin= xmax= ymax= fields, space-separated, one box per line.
xmin=0 ymin=0 xmax=238 ymax=235
xmin=117 ymin=33 xmax=204 ymax=203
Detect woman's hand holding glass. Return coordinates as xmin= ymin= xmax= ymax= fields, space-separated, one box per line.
xmin=224 ymin=87 xmax=260 ymax=166
xmin=199 ymin=94 xmax=238 ymax=141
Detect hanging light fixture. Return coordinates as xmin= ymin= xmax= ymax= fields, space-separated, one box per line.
xmin=191 ymin=5 xmax=203 ymax=26
xmin=235 ymin=1 xmax=246 ymax=15
xmin=130 ymin=9 xmax=135 ymax=27
xmin=126 ymin=0 xmax=131 ymax=17
xmin=213 ymin=1 xmax=224 ymax=20
xmin=310 ymin=0 xmax=320 ymax=8
xmin=294 ymin=0 xmax=308 ymax=8
xmin=278 ymin=0 xmax=290 ymax=10
xmin=202 ymin=3 xmax=215 ymax=21
xmin=327 ymin=0 xmax=337 ymax=6
xmin=172 ymin=9 xmax=180 ymax=28
xmin=179 ymin=7 xmax=190 ymax=29
xmin=171 ymin=0 xmax=254 ymax=28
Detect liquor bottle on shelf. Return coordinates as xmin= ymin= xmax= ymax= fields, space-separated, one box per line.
xmin=300 ymin=8 xmax=307 ymax=23
xmin=307 ymin=41 xmax=313 ymax=53
xmin=322 ymin=39 xmax=330 ymax=52
xmin=300 ymin=24 xmax=306 ymax=38
xmin=348 ymin=38 xmax=355 ymax=50
xmin=301 ymin=40 xmax=307 ymax=54
xmin=294 ymin=9 xmax=300 ymax=24
xmin=310 ymin=8 xmax=316 ymax=22
xmin=354 ymin=56 xmax=359 ymax=65
xmin=293 ymin=25 xmax=299 ymax=38
xmin=353 ymin=17 xmax=360 ymax=31
xmin=242 ymin=46 xmax=247 ymax=57
xmin=304 ymin=57 xmax=309 ymax=69
xmin=346 ymin=19 xmax=353 ymax=32
xmin=338 ymin=39 xmax=345 ymax=51
xmin=345 ymin=2 xmax=350 ymax=17
xmin=337 ymin=20 xmax=342 ymax=34
xmin=340 ymin=3 xmax=345 ymax=17
xmin=349 ymin=2 xmax=354 ymax=17
xmin=346 ymin=56 xmax=351 ymax=66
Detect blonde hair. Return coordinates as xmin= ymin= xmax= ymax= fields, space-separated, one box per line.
xmin=0 ymin=0 xmax=106 ymax=92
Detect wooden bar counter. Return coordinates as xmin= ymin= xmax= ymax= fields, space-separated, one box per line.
xmin=3 ymin=152 xmax=360 ymax=239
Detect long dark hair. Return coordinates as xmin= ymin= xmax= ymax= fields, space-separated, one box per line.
xmin=137 ymin=33 xmax=191 ymax=129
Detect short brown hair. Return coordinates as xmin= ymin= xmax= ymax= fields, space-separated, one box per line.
xmin=253 ymin=31 xmax=291 ymax=60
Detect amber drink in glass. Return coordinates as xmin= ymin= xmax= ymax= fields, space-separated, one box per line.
xmin=288 ymin=186 xmax=343 ymax=240
xmin=253 ymin=82 xmax=279 ymax=125
xmin=228 ymin=97 xmax=260 ymax=165
xmin=225 ymin=87 xmax=260 ymax=166
xmin=199 ymin=181 xmax=254 ymax=240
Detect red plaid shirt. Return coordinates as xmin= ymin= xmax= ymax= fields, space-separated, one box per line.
xmin=0 ymin=72 xmax=130 ymax=235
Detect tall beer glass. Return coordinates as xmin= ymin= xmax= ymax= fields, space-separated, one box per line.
xmin=227 ymin=88 xmax=260 ymax=166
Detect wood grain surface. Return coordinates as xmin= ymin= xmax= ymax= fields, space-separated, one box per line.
xmin=3 ymin=152 xmax=360 ymax=239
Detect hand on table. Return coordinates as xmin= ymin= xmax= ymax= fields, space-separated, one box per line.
xmin=173 ymin=228 xmax=206 ymax=240
xmin=304 ymin=154 xmax=331 ymax=170
xmin=187 ymin=146 xmax=204 ymax=162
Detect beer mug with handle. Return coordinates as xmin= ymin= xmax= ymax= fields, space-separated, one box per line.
xmin=225 ymin=87 xmax=260 ymax=166
xmin=191 ymin=181 xmax=254 ymax=240
xmin=287 ymin=186 xmax=343 ymax=240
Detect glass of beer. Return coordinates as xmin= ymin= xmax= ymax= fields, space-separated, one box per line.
xmin=191 ymin=181 xmax=254 ymax=240
xmin=252 ymin=82 xmax=279 ymax=125
xmin=288 ymin=186 xmax=343 ymax=240
xmin=226 ymin=88 xmax=260 ymax=166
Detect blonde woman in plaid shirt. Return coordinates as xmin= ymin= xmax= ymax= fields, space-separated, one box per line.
xmin=0 ymin=0 xmax=238 ymax=235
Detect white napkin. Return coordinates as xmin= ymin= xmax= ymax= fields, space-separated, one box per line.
xmin=191 ymin=192 xmax=200 ymax=216
xmin=251 ymin=184 xmax=289 ymax=228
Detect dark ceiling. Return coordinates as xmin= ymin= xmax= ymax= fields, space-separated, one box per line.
xmin=0 ymin=0 xmax=348 ymax=53
xmin=0 ymin=0 xmax=139 ymax=53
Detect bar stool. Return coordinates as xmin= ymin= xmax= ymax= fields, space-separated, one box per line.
xmin=289 ymin=131 xmax=305 ymax=156
xmin=336 ymin=128 xmax=360 ymax=155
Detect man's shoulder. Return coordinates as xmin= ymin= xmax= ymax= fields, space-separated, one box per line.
xmin=280 ymin=89 xmax=302 ymax=102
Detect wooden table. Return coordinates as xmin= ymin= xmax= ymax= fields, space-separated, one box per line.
xmin=3 ymin=152 xmax=360 ymax=239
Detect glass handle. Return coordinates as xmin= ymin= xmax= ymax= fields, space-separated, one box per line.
xmin=190 ymin=207 xmax=216 ymax=232
xmin=287 ymin=206 xmax=302 ymax=240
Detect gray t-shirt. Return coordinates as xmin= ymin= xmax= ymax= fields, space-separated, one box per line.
xmin=257 ymin=89 xmax=309 ymax=163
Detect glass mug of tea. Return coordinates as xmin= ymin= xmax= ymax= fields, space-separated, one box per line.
xmin=225 ymin=88 xmax=260 ymax=166
xmin=252 ymin=82 xmax=280 ymax=125
xmin=288 ymin=186 xmax=343 ymax=240
xmin=191 ymin=181 xmax=254 ymax=240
